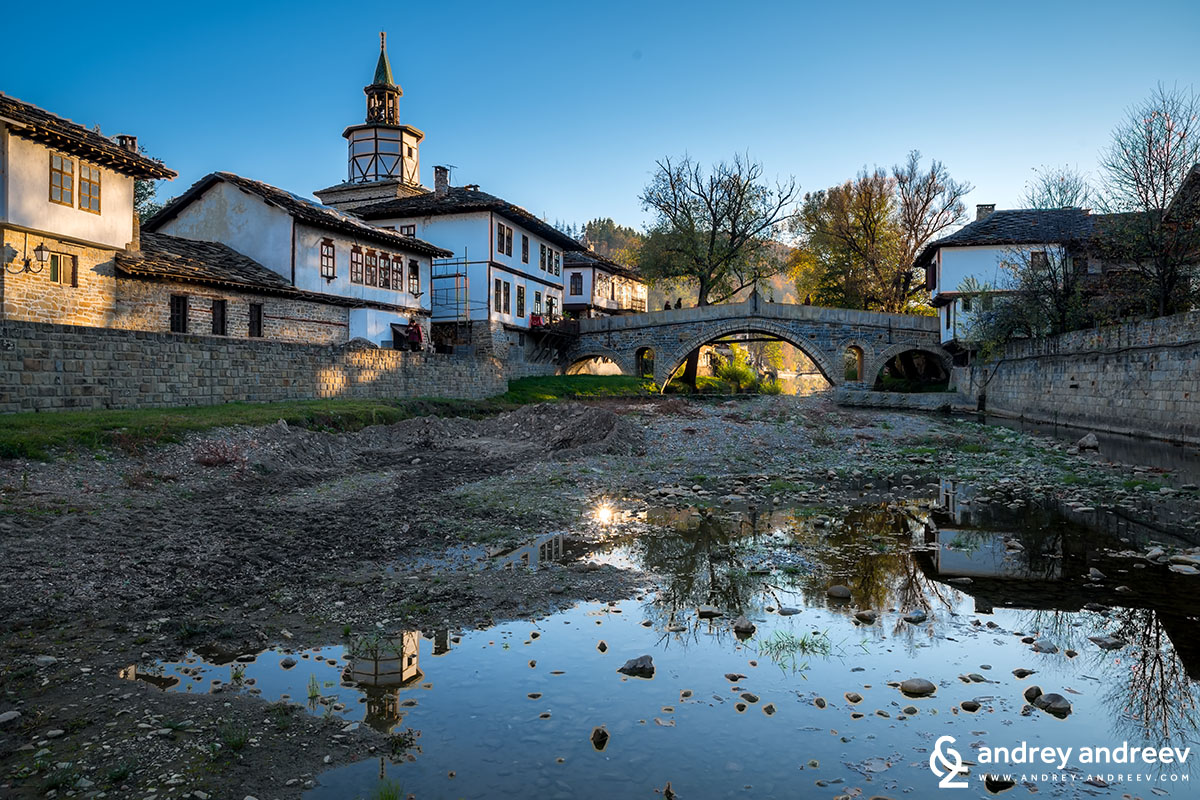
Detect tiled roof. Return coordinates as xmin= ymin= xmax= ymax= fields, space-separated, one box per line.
xmin=914 ymin=208 xmax=1097 ymax=267
xmin=117 ymin=232 xmax=295 ymax=292
xmin=144 ymin=172 xmax=452 ymax=257
xmin=0 ymin=93 xmax=176 ymax=180
xmin=354 ymin=186 xmax=586 ymax=252
xmin=564 ymin=249 xmax=642 ymax=281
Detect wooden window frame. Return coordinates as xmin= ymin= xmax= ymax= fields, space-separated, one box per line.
xmin=503 ymin=281 xmax=511 ymax=315
xmin=570 ymin=272 xmax=582 ymax=296
xmin=78 ymin=163 xmax=101 ymax=214
xmin=49 ymin=153 xmax=74 ymax=207
xmin=521 ymin=234 xmax=529 ymax=263
xmin=378 ymin=252 xmax=392 ymax=289
xmin=408 ymin=259 xmax=420 ymax=295
xmin=534 ymin=291 xmax=543 ymax=314
xmin=319 ymin=238 xmax=336 ymax=279
xmin=48 ymin=253 xmax=76 ymax=287
xmin=169 ymin=295 xmax=189 ymax=333
xmin=212 ymin=298 xmax=227 ymax=335
xmin=539 ymin=243 xmax=546 ymax=271
xmin=249 ymin=303 xmax=264 ymax=338
xmin=399 ymin=224 xmax=416 ymax=237
xmin=365 ymin=250 xmax=378 ymax=286
xmin=496 ymin=224 xmax=505 ymax=255
xmin=554 ymin=251 xmax=561 ymax=276
xmin=493 ymin=278 xmax=503 ymax=312
xmin=350 ymin=247 xmax=364 ymax=284
xmin=516 ymin=285 xmax=525 ymax=317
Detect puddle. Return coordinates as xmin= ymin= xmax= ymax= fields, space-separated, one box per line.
xmin=125 ymin=485 xmax=1200 ymax=798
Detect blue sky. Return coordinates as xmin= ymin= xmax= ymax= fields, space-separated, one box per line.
xmin=6 ymin=0 xmax=1198 ymax=230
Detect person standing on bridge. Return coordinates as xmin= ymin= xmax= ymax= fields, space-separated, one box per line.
xmin=674 ymin=298 xmax=682 ymax=309
xmin=663 ymin=301 xmax=671 ymax=311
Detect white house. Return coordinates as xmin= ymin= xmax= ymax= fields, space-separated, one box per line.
xmin=0 ymin=92 xmax=176 ymax=328
xmin=563 ymin=249 xmax=647 ymax=317
xmin=143 ymin=172 xmax=451 ymax=347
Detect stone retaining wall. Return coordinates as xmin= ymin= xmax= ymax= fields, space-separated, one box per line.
xmin=834 ymin=389 xmax=971 ymax=412
xmin=0 ymin=319 xmax=553 ymax=413
xmin=959 ymin=311 xmax=1200 ymax=443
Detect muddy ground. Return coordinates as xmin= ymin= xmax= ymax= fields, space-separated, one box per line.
xmin=1 ymin=394 xmax=1198 ymax=799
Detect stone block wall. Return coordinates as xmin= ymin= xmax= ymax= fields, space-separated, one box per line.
xmin=0 ymin=319 xmax=514 ymax=414
xmin=961 ymin=311 xmax=1200 ymax=443
xmin=1 ymin=228 xmax=119 ymax=328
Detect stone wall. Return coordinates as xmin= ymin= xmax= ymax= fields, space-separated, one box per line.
xmin=959 ymin=311 xmax=1200 ymax=443
xmin=834 ymin=388 xmax=972 ymax=412
xmin=0 ymin=319 xmax=514 ymax=414
xmin=113 ymin=277 xmax=350 ymax=344
xmin=1 ymin=228 xmax=119 ymax=328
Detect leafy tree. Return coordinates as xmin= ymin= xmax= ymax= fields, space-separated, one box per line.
xmin=133 ymin=146 xmax=168 ymax=222
xmin=1098 ymin=83 xmax=1200 ymax=315
xmin=582 ymin=218 xmax=643 ymax=261
xmin=716 ymin=345 xmax=756 ymax=393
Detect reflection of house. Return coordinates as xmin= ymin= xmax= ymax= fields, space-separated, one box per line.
xmin=562 ymin=250 xmax=647 ymax=317
xmin=347 ymin=631 xmax=423 ymax=734
xmin=0 ymin=93 xmax=176 ymax=327
xmin=118 ymin=664 xmax=180 ymax=691
xmin=492 ymin=533 xmax=565 ymax=570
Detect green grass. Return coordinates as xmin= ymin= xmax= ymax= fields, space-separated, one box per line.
xmin=0 ymin=397 xmax=505 ymax=461
xmin=498 ymin=374 xmax=653 ymax=404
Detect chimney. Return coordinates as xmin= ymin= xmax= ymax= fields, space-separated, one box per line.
xmin=434 ymin=166 xmax=449 ymax=195
xmin=976 ymin=204 xmax=995 ymax=221
xmin=116 ymin=134 xmax=138 ymax=153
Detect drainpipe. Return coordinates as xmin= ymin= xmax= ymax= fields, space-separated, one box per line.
xmin=290 ymin=219 xmax=296 ymax=286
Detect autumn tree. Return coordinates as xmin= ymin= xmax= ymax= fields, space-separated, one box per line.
xmin=1098 ymin=84 xmax=1200 ymax=315
xmin=639 ymin=153 xmax=800 ymax=387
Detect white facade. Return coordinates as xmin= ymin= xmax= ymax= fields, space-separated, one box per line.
xmin=372 ymin=210 xmax=565 ymax=329
xmin=931 ymin=243 xmax=1042 ymax=344
xmin=564 ymin=263 xmax=647 ymax=315
xmin=0 ymin=128 xmax=136 ymax=249
xmin=152 ymin=178 xmax=436 ymax=347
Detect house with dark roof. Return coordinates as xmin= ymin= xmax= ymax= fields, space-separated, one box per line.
xmin=563 ymin=249 xmax=647 ymax=317
xmin=142 ymin=171 xmax=451 ymax=347
xmin=0 ymin=92 xmax=176 ymax=328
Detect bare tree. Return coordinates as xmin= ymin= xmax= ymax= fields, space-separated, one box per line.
xmin=893 ymin=150 xmax=973 ymax=286
xmin=1098 ymin=84 xmax=1200 ymax=315
xmin=1021 ymin=164 xmax=1092 ymax=210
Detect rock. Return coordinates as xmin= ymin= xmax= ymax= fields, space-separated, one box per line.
xmin=777 ymin=607 xmax=801 ymax=616
xmin=844 ymin=692 xmax=863 ymax=704
xmin=45 ymin=729 xmax=65 ymax=738
xmin=902 ymin=705 xmax=918 ymax=715
xmin=1077 ymin=433 xmax=1100 ymax=450
xmin=946 ymin=577 xmax=973 ymax=585
xmin=1088 ymin=567 xmax=1105 ymax=580
xmin=1033 ymin=692 xmax=1072 ymax=717
xmin=666 ymin=624 xmax=687 ymax=633
xmin=34 ymin=655 xmax=58 ymax=667
xmin=826 ymin=585 xmax=852 ymax=600
xmin=280 ymin=657 xmax=297 ymax=669
xmin=1012 ymin=668 xmax=1036 ymax=679
xmin=899 ymin=678 xmax=936 ymax=697
xmin=1169 ymin=565 xmax=1200 ymax=575
xmin=854 ymin=610 xmax=878 ymax=624
xmin=1088 ymin=635 xmax=1126 ymax=651
xmin=597 ymin=640 xmax=608 ymax=653
xmin=590 ymin=726 xmax=609 ymax=751
xmin=0 ymin=711 xmax=20 ymax=726
xmin=1024 ymin=685 xmax=1043 ymax=703
xmin=617 ymin=655 xmax=655 ymax=678
xmin=961 ymin=700 xmax=981 ymax=713
xmin=724 ymin=673 xmax=746 ymax=682
xmin=732 ymin=616 xmax=756 ymax=636
xmin=740 ymin=692 xmax=759 ymax=704
xmin=814 ymin=697 xmax=826 ymax=709
xmin=966 ymin=673 xmax=987 ymax=683
xmin=1031 ymin=639 xmax=1059 ymax=654
xmin=697 ymin=605 xmax=723 ymax=619
xmin=902 ymin=609 xmax=927 ymax=624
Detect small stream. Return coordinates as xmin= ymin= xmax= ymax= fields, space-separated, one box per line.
xmin=126 ymin=484 xmax=1200 ymax=798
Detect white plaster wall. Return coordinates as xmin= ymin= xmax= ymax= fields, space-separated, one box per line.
xmin=489 ymin=212 xmax=565 ymax=286
xmin=485 ymin=265 xmax=563 ymax=328
xmin=4 ymin=133 xmax=135 ymax=248
xmin=349 ymin=307 xmax=416 ymax=346
xmin=292 ymin=222 xmax=431 ymax=312
xmin=155 ymin=181 xmax=293 ymax=279
xmin=0 ymin=126 xmax=8 ymax=221
xmin=564 ymin=266 xmax=593 ymax=305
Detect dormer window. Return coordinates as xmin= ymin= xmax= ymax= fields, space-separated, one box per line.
xmin=49 ymin=153 xmax=74 ymax=206
xmin=79 ymin=164 xmax=101 ymax=214
xmin=319 ymin=239 xmax=336 ymax=279
xmin=399 ymin=225 xmax=416 ymax=237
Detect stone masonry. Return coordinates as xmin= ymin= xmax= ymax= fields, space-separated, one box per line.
xmin=959 ymin=311 xmax=1200 ymax=444
xmin=0 ymin=319 xmax=519 ymax=413
xmin=567 ymin=296 xmax=948 ymax=389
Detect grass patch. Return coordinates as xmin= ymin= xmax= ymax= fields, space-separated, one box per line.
xmin=498 ymin=375 xmax=652 ymax=404
xmin=1123 ymin=478 xmax=1165 ymax=492
xmin=0 ymin=397 xmax=507 ymax=461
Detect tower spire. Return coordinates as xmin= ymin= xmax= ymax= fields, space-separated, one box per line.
xmin=373 ymin=30 xmax=396 ymax=88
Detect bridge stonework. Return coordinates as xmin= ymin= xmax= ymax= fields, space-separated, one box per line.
xmin=566 ymin=298 xmax=947 ymax=390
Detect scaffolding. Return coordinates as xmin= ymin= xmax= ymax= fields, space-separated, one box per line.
xmin=430 ymin=254 xmax=485 ymax=352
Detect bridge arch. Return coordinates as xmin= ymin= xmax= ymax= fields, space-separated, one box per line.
xmin=566 ymin=348 xmax=637 ymax=376
xmin=865 ymin=342 xmax=953 ymax=387
xmin=656 ymin=319 xmax=840 ymax=391
xmin=836 ymin=337 xmax=877 ymax=384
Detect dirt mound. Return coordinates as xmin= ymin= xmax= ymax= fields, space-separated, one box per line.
xmin=474 ymin=403 xmax=643 ymax=460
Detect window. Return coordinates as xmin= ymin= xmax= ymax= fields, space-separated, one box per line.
xmin=249 ymin=303 xmax=264 ymax=337
xmin=408 ymin=259 xmax=420 ymax=295
xmin=539 ymin=244 xmax=547 ymax=271
xmin=350 ymin=247 xmax=364 ymax=284
xmin=49 ymin=153 xmax=74 ymax=206
xmin=494 ymin=278 xmax=503 ymax=312
xmin=365 ymin=250 xmax=378 ymax=285
xmin=170 ymin=295 xmax=188 ymax=333
xmin=378 ymin=252 xmax=392 ymax=289
xmin=78 ymin=163 xmax=101 ymax=214
xmin=1073 ymin=256 xmax=1089 ymax=275
xmin=546 ymin=296 xmax=557 ymax=318
xmin=945 ymin=307 xmax=951 ymax=330
xmin=503 ymin=281 xmax=511 ymax=314
xmin=554 ymin=252 xmax=561 ymax=276
xmin=982 ymin=294 xmax=994 ymax=311
xmin=392 ymin=256 xmax=404 ymax=290
xmin=570 ymin=272 xmax=583 ymax=295
xmin=319 ymin=239 xmax=336 ymax=279
xmin=521 ymin=235 xmax=529 ymax=263
xmin=48 ymin=253 xmax=76 ymax=287
xmin=961 ymin=296 xmax=972 ymax=313
xmin=534 ymin=291 xmax=542 ymax=314
xmin=1030 ymin=251 xmax=1048 ymax=269
xmin=399 ymin=224 xmax=416 ymax=237
xmin=516 ymin=285 xmax=525 ymax=317
xmin=496 ymin=223 xmax=513 ymax=256
xmin=212 ymin=299 xmax=227 ymax=335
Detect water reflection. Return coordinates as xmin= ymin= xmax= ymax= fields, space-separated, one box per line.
xmin=490 ymin=532 xmax=567 ymax=570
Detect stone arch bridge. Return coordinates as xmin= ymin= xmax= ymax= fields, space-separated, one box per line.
xmin=563 ymin=296 xmax=947 ymax=389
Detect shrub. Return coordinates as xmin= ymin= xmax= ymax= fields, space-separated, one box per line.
xmin=193 ymin=439 xmax=246 ymax=467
